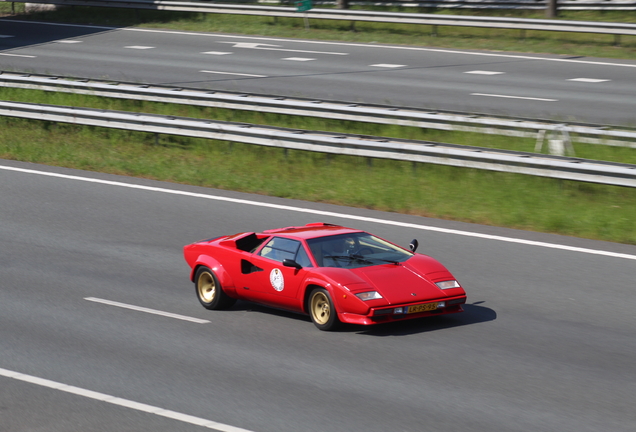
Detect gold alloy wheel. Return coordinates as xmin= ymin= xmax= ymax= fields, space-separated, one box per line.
xmin=197 ymin=271 xmax=216 ymax=303
xmin=310 ymin=291 xmax=330 ymax=325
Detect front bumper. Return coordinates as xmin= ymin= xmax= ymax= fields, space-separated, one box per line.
xmin=338 ymin=297 xmax=466 ymax=325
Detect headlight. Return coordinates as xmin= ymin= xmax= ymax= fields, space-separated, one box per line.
xmin=355 ymin=291 xmax=383 ymax=301
xmin=435 ymin=280 xmax=461 ymax=290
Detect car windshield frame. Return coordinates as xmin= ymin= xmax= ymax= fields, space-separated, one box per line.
xmin=306 ymin=232 xmax=413 ymax=268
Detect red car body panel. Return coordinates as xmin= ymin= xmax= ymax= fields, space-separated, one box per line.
xmin=184 ymin=223 xmax=467 ymax=326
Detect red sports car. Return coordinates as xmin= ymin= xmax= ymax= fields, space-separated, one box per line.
xmin=183 ymin=223 xmax=466 ymax=331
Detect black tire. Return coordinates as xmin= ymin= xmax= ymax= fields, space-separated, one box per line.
xmin=195 ymin=266 xmax=236 ymax=310
xmin=308 ymin=288 xmax=340 ymax=331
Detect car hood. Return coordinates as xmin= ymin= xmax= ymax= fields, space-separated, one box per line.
xmin=345 ymin=255 xmax=453 ymax=304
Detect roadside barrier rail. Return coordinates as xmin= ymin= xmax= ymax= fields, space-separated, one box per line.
xmin=6 ymin=0 xmax=636 ymax=38
xmin=2 ymin=100 xmax=636 ymax=187
xmin=2 ymin=72 xmax=635 ymax=148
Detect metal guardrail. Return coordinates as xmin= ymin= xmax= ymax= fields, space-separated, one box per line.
xmin=1 ymin=100 xmax=636 ymax=187
xmin=315 ymin=1 xmax=636 ymax=11
xmin=2 ymin=72 xmax=635 ymax=148
xmin=6 ymin=0 xmax=636 ymax=37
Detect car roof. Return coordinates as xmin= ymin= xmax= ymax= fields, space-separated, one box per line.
xmin=260 ymin=223 xmax=364 ymax=240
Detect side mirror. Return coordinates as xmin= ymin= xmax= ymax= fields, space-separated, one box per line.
xmin=283 ymin=258 xmax=302 ymax=269
xmin=409 ymin=239 xmax=419 ymax=253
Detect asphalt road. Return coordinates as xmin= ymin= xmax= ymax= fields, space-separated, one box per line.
xmin=1 ymin=159 xmax=635 ymax=432
xmin=2 ymin=19 xmax=636 ymax=125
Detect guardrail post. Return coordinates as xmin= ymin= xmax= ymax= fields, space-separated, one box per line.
xmin=546 ymin=0 xmax=558 ymax=18
xmin=614 ymin=34 xmax=621 ymax=46
xmin=431 ymin=25 xmax=438 ymax=37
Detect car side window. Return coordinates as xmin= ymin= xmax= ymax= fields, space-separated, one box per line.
xmin=295 ymin=245 xmax=313 ymax=268
xmin=259 ymin=237 xmax=300 ymax=263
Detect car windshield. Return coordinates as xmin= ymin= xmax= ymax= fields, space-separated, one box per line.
xmin=306 ymin=232 xmax=413 ymax=268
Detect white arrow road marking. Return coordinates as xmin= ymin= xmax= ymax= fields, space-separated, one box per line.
xmin=218 ymin=41 xmax=347 ymax=55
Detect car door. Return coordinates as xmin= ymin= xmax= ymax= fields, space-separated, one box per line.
xmin=239 ymin=236 xmax=312 ymax=309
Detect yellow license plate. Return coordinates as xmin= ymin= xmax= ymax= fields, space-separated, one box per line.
xmin=407 ymin=303 xmax=438 ymax=314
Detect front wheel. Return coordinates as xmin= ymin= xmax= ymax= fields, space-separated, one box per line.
xmin=308 ymin=288 xmax=340 ymax=331
xmin=195 ymin=266 xmax=236 ymax=310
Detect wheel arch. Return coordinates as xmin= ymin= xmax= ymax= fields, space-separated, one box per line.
xmin=190 ymin=255 xmax=237 ymax=296
xmin=302 ymin=282 xmax=337 ymax=315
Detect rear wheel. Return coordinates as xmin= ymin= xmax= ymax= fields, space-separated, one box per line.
xmin=195 ymin=266 xmax=236 ymax=310
xmin=308 ymin=288 xmax=340 ymax=331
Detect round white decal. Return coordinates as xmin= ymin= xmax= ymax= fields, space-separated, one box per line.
xmin=270 ymin=268 xmax=285 ymax=292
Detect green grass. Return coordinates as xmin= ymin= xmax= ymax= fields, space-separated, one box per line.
xmin=1 ymin=5 xmax=636 ymax=244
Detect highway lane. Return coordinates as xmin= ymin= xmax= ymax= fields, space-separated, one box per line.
xmin=1 ymin=159 xmax=635 ymax=432
xmin=2 ymin=19 xmax=636 ymax=125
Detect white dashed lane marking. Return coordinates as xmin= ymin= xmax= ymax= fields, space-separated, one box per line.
xmin=471 ymin=93 xmax=557 ymax=102
xmin=202 ymin=51 xmax=232 ymax=55
xmin=370 ymin=64 xmax=406 ymax=68
xmin=124 ymin=45 xmax=155 ymax=49
xmin=84 ymin=297 xmax=210 ymax=324
xmin=568 ymin=78 xmax=610 ymax=83
xmin=283 ymin=57 xmax=315 ymax=61
xmin=199 ymin=70 xmax=267 ymax=77
xmin=56 ymin=40 xmax=82 ymax=44
xmin=465 ymin=70 xmax=504 ymax=75
xmin=0 ymin=53 xmax=35 ymax=58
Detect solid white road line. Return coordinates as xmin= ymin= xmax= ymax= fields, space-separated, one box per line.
xmin=0 ymin=367 xmax=255 ymax=432
xmin=471 ymin=93 xmax=557 ymax=102
xmin=84 ymin=297 xmax=210 ymax=324
xmin=1 ymin=164 xmax=636 ymax=261
xmin=199 ymin=70 xmax=267 ymax=77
